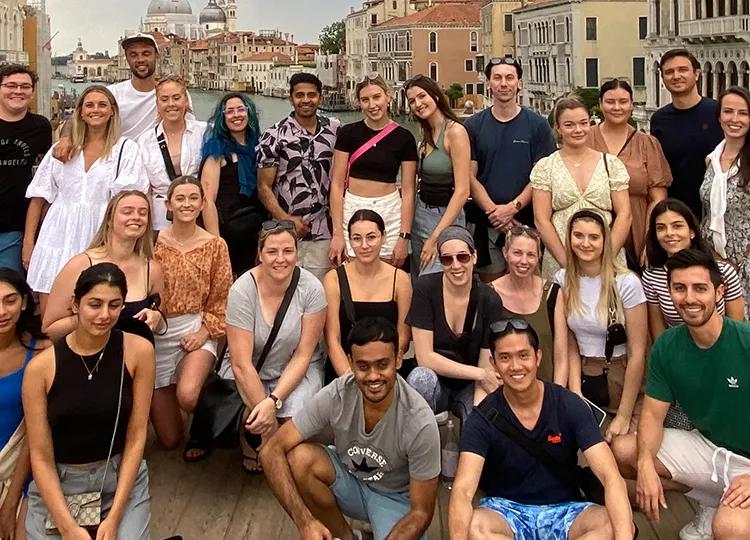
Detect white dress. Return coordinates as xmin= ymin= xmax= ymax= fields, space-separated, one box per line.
xmin=25 ymin=137 xmax=148 ymax=293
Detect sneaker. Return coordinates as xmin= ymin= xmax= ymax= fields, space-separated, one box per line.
xmin=679 ymin=505 xmax=717 ymax=540
xmin=435 ymin=411 xmax=449 ymax=425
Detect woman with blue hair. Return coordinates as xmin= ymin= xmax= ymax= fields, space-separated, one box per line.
xmin=200 ymin=93 xmax=264 ymax=275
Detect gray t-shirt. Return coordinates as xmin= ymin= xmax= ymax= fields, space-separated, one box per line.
xmin=226 ymin=267 xmax=326 ymax=380
xmin=293 ymin=373 xmax=441 ymax=493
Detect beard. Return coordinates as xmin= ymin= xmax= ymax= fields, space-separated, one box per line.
xmin=131 ymin=64 xmax=156 ymax=80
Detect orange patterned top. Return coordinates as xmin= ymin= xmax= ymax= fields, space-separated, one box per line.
xmin=154 ymin=236 xmax=232 ymax=339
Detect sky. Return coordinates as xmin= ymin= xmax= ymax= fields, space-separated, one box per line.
xmin=46 ymin=0 xmax=355 ymax=56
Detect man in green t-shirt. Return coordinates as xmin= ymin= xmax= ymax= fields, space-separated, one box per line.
xmin=612 ymin=249 xmax=750 ymax=540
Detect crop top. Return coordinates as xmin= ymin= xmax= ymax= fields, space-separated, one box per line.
xmin=334 ymin=120 xmax=418 ymax=183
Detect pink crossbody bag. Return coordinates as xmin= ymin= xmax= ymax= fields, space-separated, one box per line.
xmin=344 ymin=120 xmax=399 ymax=192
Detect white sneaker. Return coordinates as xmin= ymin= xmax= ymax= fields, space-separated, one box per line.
xmin=679 ymin=505 xmax=717 ymax=540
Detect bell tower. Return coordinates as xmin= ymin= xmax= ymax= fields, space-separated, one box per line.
xmin=217 ymin=0 xmax=237 ymax=31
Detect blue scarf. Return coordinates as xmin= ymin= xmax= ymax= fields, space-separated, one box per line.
xmin=202 ymin=135 xmax=258 ymax=198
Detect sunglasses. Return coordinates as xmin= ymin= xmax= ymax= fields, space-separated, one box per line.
xmin=362 ymin=72 xmax=381 ymax=82
xmin=490 ymin=319 xmax=530 ymax=333
xmin=488 ymin=57 xmax=519 ymax=67
xmin=439 ymin=252 xmax=472 ymax=266
xmin=508 ymin=225 xmax=541 ymax=238
xmin=261 ymin=219 xmax=295 ymax=232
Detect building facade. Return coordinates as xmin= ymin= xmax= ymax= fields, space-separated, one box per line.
xmin=0 ymin=0 xmax=26 ymax=65
xmin=142 ymin=0 xmax=202 ymax=39
xmin=66 ymin=39 xmax=116 ymax=81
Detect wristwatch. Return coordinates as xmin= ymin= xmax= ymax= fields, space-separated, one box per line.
xmin=511 ymin=199 xmax=522 ymax=212
xmin=398 ymin=231 xmax=412 ymax=240
xmin=269 ymin=393 xmax=283 ymax=410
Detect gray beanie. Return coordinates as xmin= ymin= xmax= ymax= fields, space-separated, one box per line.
xmin=436 ymin=225 xmax=475 ymax=253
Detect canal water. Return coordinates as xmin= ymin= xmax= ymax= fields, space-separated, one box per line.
xmin=52 ymin=79 xmax=420 ymax=136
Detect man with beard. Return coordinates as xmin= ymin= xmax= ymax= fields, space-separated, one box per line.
xmin=256 ymin=73 xmax=340 ymax=282
xmin=259 ymin=317 xmax=440 ymax=540
xmin=650 ymin=49 xmax=723 ymax=219
xmin=463 ymin=58 xmax=555 ymax=280
xmin=612 ymin=249 xmax=750 ymax=540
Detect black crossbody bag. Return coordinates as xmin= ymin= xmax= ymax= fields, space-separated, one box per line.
xmin=156 ymin=127 xmax=179 ymax=222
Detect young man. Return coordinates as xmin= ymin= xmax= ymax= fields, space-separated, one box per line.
xmin=0 ymin=64 xmax=51 ymax=272
xmin=256 ymin=73 xmax=341 ymax=282
xmin=259 ymin=317 xmax=440 ymax=540
xmin=650 ymin=49 xmax=723 ymax=219
xmin=464 ymin=58 xmax=556 ymax=280
xmin=449 ymin=320 xmax=634 ymax=540
xmin=612 ymin=249 xmax=750 ymax=540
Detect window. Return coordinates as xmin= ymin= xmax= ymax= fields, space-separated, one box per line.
xmin=585 ymin=17 xmax=597 ymax=40
xmin=565 ymin=17 xmax=571 ymax=41
xmin=476 ymin=55 xmax=485 ymax=72
xmin=430 ymin=62 xmax=438 ymax=80
xmin=470 ymin=31 xmax=478 ymax=52
xmin=633 ymin=57 xmax=646 ymax=86
xmin=477 ymin=82 xmax=485 ymax=95
xmin=585 ymin=58 xmax=599 ymax=87
xmin=465 ymin=59 xmax=474 ymax=71
xmin=504 ymin=13 xmax=513 ymax=32
xmin=639 ymin=16 xmax=648 ymax=39
xmin=466 ymin=83 xmax=474 ymax=95
xmin=429 ymin=31 xmax=437 ymax=52
xmin=371 ymin=14 xmax=377 ymax=25
xmin=392 ymin=0 xmax=397 ymax=8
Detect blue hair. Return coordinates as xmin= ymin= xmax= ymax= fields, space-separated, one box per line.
xmin=201 ymin=92 xmax=261 ymax=198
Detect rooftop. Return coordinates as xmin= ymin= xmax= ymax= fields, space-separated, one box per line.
xmin=376 ymin=1 xmax=481 ymax=29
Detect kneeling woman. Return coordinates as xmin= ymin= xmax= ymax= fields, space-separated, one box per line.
xmin=556 ymin=210 xmax=647 ymax=442
xmin=227 ymin=221 xmax=327 ymax=471
xmin=23 ymin=263 xmax=155 ymax=540
xmin=153 ymin=176 xmax=233 ymax=452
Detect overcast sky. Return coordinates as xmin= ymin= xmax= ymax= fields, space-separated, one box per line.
xmin=46 ymin=0 xmax=355 ymax=56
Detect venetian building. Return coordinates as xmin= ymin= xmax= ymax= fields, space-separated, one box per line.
xmin=141 ymin=0 xmax=202 ymax=39
xmin=0 ymin=0 xmax=25 ymax=59
xmin=216 ymin=0 xmax=237 ymax=32
xmin=199 ymin=0 xmax=227 ymax=35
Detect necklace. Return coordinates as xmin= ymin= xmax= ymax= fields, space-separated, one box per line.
xmin=79 ymin=348 xmax=105 ymax=381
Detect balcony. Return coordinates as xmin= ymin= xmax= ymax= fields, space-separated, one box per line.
xmin=679 ymin=16 xmax=750 ymax=43
xmin=0 ymin=50 xmax=28 ymax=65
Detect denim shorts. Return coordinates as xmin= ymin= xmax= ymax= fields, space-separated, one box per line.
xmin=411 ymin=199 xmax=465 ymax=277
xmin=0 ymin=231 xmax=23 ymax=274
xmin=322 ymin=445 xmax=425 ymax=540
xmin=479 ymin=496 xmax=593 ymax=540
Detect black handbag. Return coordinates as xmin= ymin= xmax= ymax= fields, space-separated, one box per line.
xmin=189 ymin=267 xmax=301 ymax=449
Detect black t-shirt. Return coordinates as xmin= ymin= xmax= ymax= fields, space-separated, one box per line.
xmin=406 ymin=273 xmax=504 ymax=390
xmin=334 ymin=120 xmax=418 ymax=183
xmin=460 ymin=382 xmax=603 ymax=505
xmin=650 ymin=98 xmax=723 ymax=219
xmin=0 ymin=112 xmax=52 ymax=232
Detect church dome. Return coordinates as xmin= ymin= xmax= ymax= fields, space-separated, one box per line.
xmin=200 ymin=0 xmax=226 ymax=24
xmin=147 ymin=0 xmax=193 ymax=15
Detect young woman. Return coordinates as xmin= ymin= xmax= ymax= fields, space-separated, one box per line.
xmin=152 ymin=176 xmax=232 ymax=455
xmin=556 ymin=209 xmax=648 ymax=442
xmin=406 ymin=225 xmax=504 ymax=421
xmin=137 ymin=76 xmax=207 ymax=231
xmin=42 ymin=191 xmax=165 ymax=343
xmin=23 ymin=86 xmax=148 ymax=309
xmin=201 ymin=92 xmax=264 ymax=275
xmin=587 ymin=79 xmax=672 ymax=264
xmin=0 ymin=269 xmax=49 ymax=540
xmin=227 ymin=221 xmax=327 ymax=471
xmin=531 ymin=96 xmax=632 ymax=279
xmin=23 ymin=263 xmax=155 ymax=540
xmin=490 ymin=225 xmax=568 ymax=385
xmin=404 ymin=75 xmax=470 ymax=275
xmin=329 ymin=73 xmax=418 ymax=268
xmin=323 ymin=209 xmax=411 ymax=377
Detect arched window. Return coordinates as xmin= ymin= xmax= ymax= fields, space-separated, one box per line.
xmin=429 ymin=62 xmax=438 ymax=80
xmin=716 ymin=62 xmax=726 ymax=94
xmin=566 ymin=57 xmax=571 ymax=84
xmin=703 ymin=62 xmax=714 ymax=98
xmin=429 ymin=31 xmax=437 ymax=53
xmin=673 ymin=0 xmax=679 ymax=35
xmin=565 ymin=17 xmax=571 ymax=41
xmin=653 ymin=61 xmax=661 ymax=107
xmin=406 ymin=31 xmax=411 ymax=51
xmin=729 ymin=61 xmax=738 ymax=85
xmin=730 ymin=0 xmax=738 ymax=14
xmin=470 ymin=31 xmax=478 ymax=52
xmin=705 ymin=0 xmax=713 ymax=17
xmin=741 ymin=61 xmax=750 ymax=88
xmin=694 ymin=0 xmax=702 ymax=18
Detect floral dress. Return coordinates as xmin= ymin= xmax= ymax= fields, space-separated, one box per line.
xmin=530 ymin=151 xmax=630 ymax=279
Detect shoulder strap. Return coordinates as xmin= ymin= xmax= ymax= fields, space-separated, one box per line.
xmin=477 ymin=400 xmax=585 ymax=500
xmin=115 ymin=140 xmax=127 ymax=178
xmin=344 ymin=121 xmax=399 ymax=191
xmin=156 ymin=126 xmax=179 ymax=181
xmin=391 ymin=268 xmax=398 ymax=300
xmin=99 ymin=333 xmax=125 ymax=496
xmin=253 ymin=266 xmax=302 ymax=374
xmin=618 ymin=128 xmax=638 ymax=156
xmin=546 ymin=281 xmax=560 ymax=339
xmin=602 ymin=152 xmax=610 ymax=177
xmin=463 ymin=279 xmax=480 ymax=335
xmin=23 ymin=339 xmax=37 ymax=364
xmin=336 ymin=265 xmax=356 ymax=325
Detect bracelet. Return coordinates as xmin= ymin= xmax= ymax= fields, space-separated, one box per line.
xmin=398 ymin=231 xmax=412 ymax=240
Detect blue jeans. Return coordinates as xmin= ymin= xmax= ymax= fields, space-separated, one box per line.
xmin=406 ymin=366 xmax=474 ymax=422
xmin=411 ymin=198 xmax=465 ymax=278
xmin=0 ymin=231 xmax=23 ymax=274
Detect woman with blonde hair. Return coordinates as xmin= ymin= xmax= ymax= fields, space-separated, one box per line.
xmin=328 ymin=73 xmax=418 ymax=268
xmin=23 ymin=85 xmax=148 ymax=309
xmin=137 ymin=76 xmax=207 ymax=231
xmin=42 ymin=191 xmax=164 ymax=343
xmin=555 ymin=209 xmax=647 ymax=442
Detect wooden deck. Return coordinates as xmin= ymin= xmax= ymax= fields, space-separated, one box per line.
xmin=146 ymin=441 xmax=696 ymax=539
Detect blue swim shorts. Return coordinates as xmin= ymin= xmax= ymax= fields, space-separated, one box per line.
xmin=479 ymin=496 xmax=594 ymax=540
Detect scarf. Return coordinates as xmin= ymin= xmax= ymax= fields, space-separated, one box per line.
xmin=707 ymin=140 xmax=739 ymax=258
xmin=202 ymin=135 xmax=258 ymax=198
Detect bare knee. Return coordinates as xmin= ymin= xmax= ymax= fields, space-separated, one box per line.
xmin=175 ymin=381 xmax=201 ymax=413
xmin=569 ymin=505 xmax=615 ymax=540
xmin=610 ymin=433 xmax=637 ymax=478
xmin=468 ymin=508 xmax=512 ymax=540
xmin=713 ymin=506 xmax=750 ymax=539
xmin=287 ymin=444 xmax=333 ymax=486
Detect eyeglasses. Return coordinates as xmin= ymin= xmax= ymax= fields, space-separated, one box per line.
xmin=1 ymin=83 xmax=33 ymax=91
xmin=261 ymin=219 xmax=295 ymax=232
xmin=490 ymin=319 xmax=530 ymax=334
xmin=350 ymin=233 xmax=382 ymax=247
xmin=508 ymin=225 xmax=541 ymax=239
xmin=223 ymin=106 xmax=247 ymax=116
xmin=439 ymin=252 xmax=472 ymax=266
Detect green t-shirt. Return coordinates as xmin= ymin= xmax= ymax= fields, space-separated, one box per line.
xmin=647 ymin=318 xmax=750 ymax=458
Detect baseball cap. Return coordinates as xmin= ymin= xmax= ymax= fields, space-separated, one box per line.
xmin=122 ymin=32 xmax=159 ymax=52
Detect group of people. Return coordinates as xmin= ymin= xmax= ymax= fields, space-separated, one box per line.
xmin=0 ymin=28 xmax=748 ymax=540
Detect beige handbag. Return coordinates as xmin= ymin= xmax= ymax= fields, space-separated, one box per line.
xmin=0 ymin=421 xmax=25 ymax=482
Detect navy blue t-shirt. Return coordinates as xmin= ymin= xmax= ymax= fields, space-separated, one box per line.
xmin=460 ymin=382 xmax=603 ymax=505
xmin=650 ymin=98 xmax=723 ymax=219
xmin=464 ymin=107 xmax=556 ymax=224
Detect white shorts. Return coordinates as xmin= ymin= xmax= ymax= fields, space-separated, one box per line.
xmin=154 ymin=313 xmax=218 ymax=389
xmin=262 ymin=361 xmax=324 ymax=418
xmin=657 ymin=428 xmax=750 ymax=506
xmin=343 ymin=190 xmax=402 ymax=258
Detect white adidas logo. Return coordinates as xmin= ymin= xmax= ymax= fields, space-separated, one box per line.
xmin=727 ymin=377 xmax=740 ymax=389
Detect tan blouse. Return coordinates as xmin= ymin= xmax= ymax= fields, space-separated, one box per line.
xmin=587 ymin=126 xmax=672 ymax=259
xmin=154 ymin=236 xmax=233 ymax=339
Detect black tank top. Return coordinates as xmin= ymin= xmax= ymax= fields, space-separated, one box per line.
xmin=216 ymin=157 xmax=255 ymax=222
xmin=337 ymin=266 xmax=399 ymax=342
xmin=47 ymin=330 xmax=133 ymax=464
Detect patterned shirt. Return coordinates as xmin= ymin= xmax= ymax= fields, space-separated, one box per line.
xmin=256 ymin=113 xmax=340 ymax=240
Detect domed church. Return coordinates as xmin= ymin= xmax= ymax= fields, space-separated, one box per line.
xmin=140 ymin=0 xmax=237 ymax=39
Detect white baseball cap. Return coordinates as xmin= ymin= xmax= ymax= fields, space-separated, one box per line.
xmin=122 ymin=32 xmax=159 ymax=52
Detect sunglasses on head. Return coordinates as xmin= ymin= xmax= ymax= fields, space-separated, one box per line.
xmin=488 ymin=57 xmax=519 ymax=67
xmin=439 ymin=252 xmax=472 ymax=266
xmin=509 ymin=225 xmax=541 ymax=238
xmin=261 ymin=219 xmax=295 ymax=232
xmin=490 ymin=319 xmax=530 ymax=334
xmin=362 ymin=72 xmax=381 ymax=82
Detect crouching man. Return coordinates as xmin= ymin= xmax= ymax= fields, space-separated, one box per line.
xmin=260 ymin=316 xmax=440 ymax=540
xmin=449 ymin=319 xmax=634 ymax=540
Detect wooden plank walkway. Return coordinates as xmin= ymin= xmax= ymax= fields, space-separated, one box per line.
xmin=146 ymin=441 xmax=695 ymax=539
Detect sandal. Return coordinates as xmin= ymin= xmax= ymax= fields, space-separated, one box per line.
xmin=242 ymin=449 xmax=263 ymax=473
xmin=182 ymin=441 xmax=210 ymax=463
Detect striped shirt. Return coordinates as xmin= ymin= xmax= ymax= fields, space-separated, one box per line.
xmin=641 ymin=261 xmax=743 ymax=327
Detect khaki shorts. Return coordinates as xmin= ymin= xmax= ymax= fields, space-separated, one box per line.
xmin=297 ymin=239 xmax=331 ymax=283
xmin=582 ymin=355 xmax=642 ymax=431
